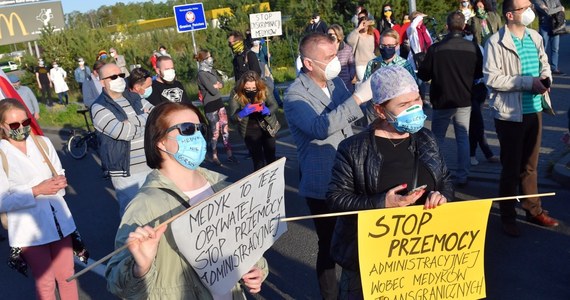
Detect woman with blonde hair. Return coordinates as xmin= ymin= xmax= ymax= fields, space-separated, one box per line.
xmin=229 ymin=70 xmax=279 ymax=171
xmin=459 ymin=0 xmax=475 ymax=22
xmin=0 ymin=98 xmax=79 ymax=299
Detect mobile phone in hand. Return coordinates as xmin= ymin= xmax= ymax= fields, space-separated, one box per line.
xmin=407 ymin=184 xmax=427 ymax=196
xmin=540 ymin=77 xmax=551 ymax=89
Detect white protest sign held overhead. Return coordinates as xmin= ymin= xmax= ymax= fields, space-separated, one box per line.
xmin=171 ymin=158 xmax=287 ymax=295
xmin=249 ymin=11 xmax=282 ymax=38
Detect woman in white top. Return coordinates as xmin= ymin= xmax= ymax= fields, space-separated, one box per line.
xmin=0 ymin=98 xmax=78 ymax=300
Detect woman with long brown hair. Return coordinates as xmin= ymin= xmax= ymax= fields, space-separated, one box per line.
xmin=106 ymin=102 xmax=267 ymax=299
xmin=229 ymin=70 xmax=280 ymax=171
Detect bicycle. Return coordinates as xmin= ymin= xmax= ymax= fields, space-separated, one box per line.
xmin=67 ymin=108 xmax=98 ymax=159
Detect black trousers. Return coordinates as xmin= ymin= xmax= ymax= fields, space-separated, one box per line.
xmin=306 ymin=197 xmax=338 ymax=300
xmin=244 ymin=120 xmax=276 ymax=171
xmin=40 ymin=85 xmax=52 ymax=105
xmin=495 ymin=113 xmax=543 ymax=222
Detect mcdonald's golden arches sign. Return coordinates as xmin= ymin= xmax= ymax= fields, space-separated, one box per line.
xmin=0 ymin=1 xmax=64 ymax=45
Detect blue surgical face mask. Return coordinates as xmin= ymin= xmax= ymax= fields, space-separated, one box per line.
xmin=386 ymin=104 xmax=427 ymax=133
xmin=142 ymin=86 xmax=153 ymax=99
xmin=163 ymin=131 xmax=207 ymax=170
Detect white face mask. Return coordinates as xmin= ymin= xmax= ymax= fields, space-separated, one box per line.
xmin=162 ymin=69 xmax=176 ymax=82
xmin=110 ymin=52 xmax=116 ymax=58
xmin=312 ymin=56 xmax=341 ymax=81
xmin=109 ymin=77 xmax=126 ymax=93
xmin=160 ymin=50 xmax=167 ymax=55
xmin=520 ymin=7 xmax=535 ymax=26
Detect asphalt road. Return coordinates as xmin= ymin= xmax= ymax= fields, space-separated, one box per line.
xmin=0 ymin=34 xmax=569 ymax=300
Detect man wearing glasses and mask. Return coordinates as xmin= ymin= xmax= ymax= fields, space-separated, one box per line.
xmin=483 ymin=0 xmax=558 ymax=237
xmin=91 ymin=63 xmax=154 ymax=217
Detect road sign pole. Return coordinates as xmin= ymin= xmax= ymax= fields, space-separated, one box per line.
xmin=265 ymin=37 xmax=270 ymax=69
xmin=191 ymin=27 xmax=199 ymax=69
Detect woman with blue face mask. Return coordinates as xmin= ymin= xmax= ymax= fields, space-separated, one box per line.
xmin=106 ymin=102 xmax=268 ymax=299
xmin=326 ymin=66 xmax=453 ymax=298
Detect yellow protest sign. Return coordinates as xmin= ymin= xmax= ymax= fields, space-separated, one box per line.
xmin=358 ymin=200 xmax=492 ymax=300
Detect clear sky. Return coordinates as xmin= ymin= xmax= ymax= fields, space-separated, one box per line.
xmin=60 ymin=0 xmax=168 ymax=14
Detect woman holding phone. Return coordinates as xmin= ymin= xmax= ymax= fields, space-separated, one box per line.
xmin=228 ymin=71 xmax=279 ymax=171
xmin=326 ymin=66 xmax=453 ymax=298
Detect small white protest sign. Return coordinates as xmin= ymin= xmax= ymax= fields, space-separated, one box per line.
xmin=171 ymin=158 xmax=287 ymax=295
xmin=249 ymin=11 xmax=282 ymax=38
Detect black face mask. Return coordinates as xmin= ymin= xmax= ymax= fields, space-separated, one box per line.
xmin=245 ymin=90 xmax=257 ymax=102
xmin=380 ymin=47 xmax=397 ymax=60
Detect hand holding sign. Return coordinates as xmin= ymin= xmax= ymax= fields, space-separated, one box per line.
xmin=242 ymin=266 xmax=265 ymax=294
xmin=127 ymin=225 xmax=168 ymax=277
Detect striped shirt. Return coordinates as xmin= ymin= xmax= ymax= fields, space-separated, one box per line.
xmin=91 ymin=97 xmax=153 ymax=176
xmin=511 ymin=31 xmax=542 ymax=114
xmin=363 ymin=55 xmax=418 ymax=83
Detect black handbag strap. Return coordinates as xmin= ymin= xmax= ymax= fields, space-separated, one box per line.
xmin=158 ymin=188 xmax=190 ymax=208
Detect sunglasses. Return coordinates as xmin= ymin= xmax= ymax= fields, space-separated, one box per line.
xmin=6 ymin=118 xmax=31 ymax=130
xmin=167 ymin=122 xmax=206 ymax=136
xmin=384 ymin=9 xmax=392 ymax=12
xmin=102 ymin=73 xmax=126 ymax=80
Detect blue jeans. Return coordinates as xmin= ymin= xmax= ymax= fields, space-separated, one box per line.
xmin=431 ymin=107 xmax=471 ymax=182
xmin=539 ymin=27 xmax=560 ymax=71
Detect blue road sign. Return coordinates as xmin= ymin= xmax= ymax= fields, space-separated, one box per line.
xmin=173 ymin=3 xmax=207 ymax=32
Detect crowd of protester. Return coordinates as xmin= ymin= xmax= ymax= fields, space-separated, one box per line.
xmin=0 ymin=0 xmax=568 ymax=298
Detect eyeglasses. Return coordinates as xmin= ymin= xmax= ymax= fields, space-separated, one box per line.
xmin=102 ymin=73 xmax=126 ymax=80
xmin=167 ymin=122 xmax=206 ymax=136
xmin=6 ymin=118 xmax=31 ymax=130
xmin=379 ymin=44 xmax=398 ymax=49
xmin=510 ymin=4 xmax=533 ymax=13
xmin=384 ymin=9 xmax=392 ymax=12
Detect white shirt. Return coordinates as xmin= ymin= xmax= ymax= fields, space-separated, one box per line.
xmin=0 ymin=136 xmax=76 ymax=247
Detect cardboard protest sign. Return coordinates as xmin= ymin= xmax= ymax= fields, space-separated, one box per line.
xmin=358 ymin=200 xmax=492 ymax=300
xmin=249 ymin=11 xmax=282 ymax=38
xmin=171 ymin=158 xmax=287 ymax=295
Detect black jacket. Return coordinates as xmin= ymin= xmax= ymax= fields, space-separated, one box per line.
xmin=417 ymin=32 xmax=483 ymax=109
xmin=326 ymin=128 xmax=454 ymax=271
xmin=232 ymin=50 xmax=262 ymax=82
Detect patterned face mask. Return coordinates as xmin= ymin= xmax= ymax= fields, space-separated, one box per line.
xmin=8 ymin=125 xmax=31 ymax=141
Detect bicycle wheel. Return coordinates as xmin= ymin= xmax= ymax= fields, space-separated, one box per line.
xmin=67 ymin=134 xmax=88 ymax=159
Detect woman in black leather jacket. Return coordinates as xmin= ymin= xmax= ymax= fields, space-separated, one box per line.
xmin=326 ymin=66 xmax=453 ymax=298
